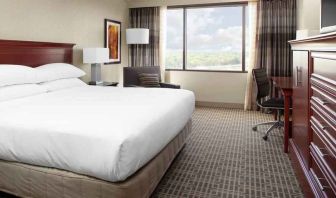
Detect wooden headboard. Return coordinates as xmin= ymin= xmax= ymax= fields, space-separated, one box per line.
xmin=0 ymin=40 xmax=75 ymax=67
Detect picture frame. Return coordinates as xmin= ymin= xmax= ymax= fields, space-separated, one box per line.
xmin=104 ymin=19 xmax=121 ymax=64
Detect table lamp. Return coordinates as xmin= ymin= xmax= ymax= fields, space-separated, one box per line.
xmin=126 ymin=28 xmax=149 ymax=66
xmin=126 ymin=28 xmax=149 ymax=44
xmin=83 ymin=48 xmax=109 ymax=85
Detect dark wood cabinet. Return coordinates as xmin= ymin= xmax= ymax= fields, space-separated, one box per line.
xmin=289 ymin=33 xmax=336 ymax=198
xmin=292 ymin=51 xmax=311 ymax=168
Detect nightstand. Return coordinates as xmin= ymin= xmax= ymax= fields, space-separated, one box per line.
xmin=89 ymin=82 xmax=119 ymax=87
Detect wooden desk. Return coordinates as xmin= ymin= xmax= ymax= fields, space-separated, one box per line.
xmin=271 ymin=77 xmax=293 ymax=153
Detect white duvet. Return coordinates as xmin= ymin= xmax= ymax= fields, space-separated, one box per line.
xmin=0 ymin=86 xmax=195 ymax=182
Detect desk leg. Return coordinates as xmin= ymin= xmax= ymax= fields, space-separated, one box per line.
xmin=284 ymin=94 xmax=290 ymax=153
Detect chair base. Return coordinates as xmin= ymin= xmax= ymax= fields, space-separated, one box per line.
xmin=253 ymin=110 xmax=284 ymax=141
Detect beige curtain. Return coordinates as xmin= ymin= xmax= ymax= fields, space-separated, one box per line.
xmin=244 ymin=1 xmax=259 ymax=111
xmin=256 ymin=0 xmax=296 ymax=77
xmin=159 ymin=6 xmax=167 ymax=82
xmin=244 ymin=0 xmax=296 ymax=110
xmin=129 ymin=7 xmax=160 ymax=67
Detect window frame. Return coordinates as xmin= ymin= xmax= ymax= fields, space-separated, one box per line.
xmin=165 ymin=2 xmax=248 ymax=73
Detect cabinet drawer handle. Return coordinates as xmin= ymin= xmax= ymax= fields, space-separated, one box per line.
xmin=321 ymin=126 xmax=329 ymax=130
xmin=313 ymin=96 xmax=330 ymax=106
xmin=311 ymin=143 xmax=329 ymax=157
xmin=311 ymin=169 xmax=331 ymax=191
xmin=318 ymin=148 xmax=329 ymax=157
xmin=296 ymin=66 xmax=302 ymax=86
xmin=316 ymin=177 xmax=331 ymax=191
xmin=313 ymin=143 xmax=329 ymax=157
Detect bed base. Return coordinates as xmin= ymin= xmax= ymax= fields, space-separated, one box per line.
xmin=0 ymin=120 xmax=191 ymax=198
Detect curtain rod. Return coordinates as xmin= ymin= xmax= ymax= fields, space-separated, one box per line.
xmin=128 ymin=0 xmax=259 ymax=9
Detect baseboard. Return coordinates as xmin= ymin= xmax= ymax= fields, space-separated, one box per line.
xmin=195 ymin=101 xmax=244 ymax=109
xmin=289 ymin=139 xmax=316 ymax=198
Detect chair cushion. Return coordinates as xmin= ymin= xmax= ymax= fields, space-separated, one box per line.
xmin=261 ymin=98 xmax=284 ymax=108
xmin=123 ymin=66 xmax=161 ymax=87
xmin=138 ymin=73 xmax=161 ymax=87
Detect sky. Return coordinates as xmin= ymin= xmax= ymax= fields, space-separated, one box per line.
xmin=166 ymin=6 xmax=245 ymax=53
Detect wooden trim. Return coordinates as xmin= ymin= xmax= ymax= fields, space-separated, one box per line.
xmin=311 ymin=52 xmax=336 ymax=61
xmin=289 ymin=139 xmax=315 ymax=197
xmin=308 ymin=50 xmax=314 ymax=168
xmin=0 ymin=39 xmax=75 ymax=67
xmin=289 ymin=32 xmax=336 ymax=44
xmin=0 ymin=39 xmax=75 ymax=47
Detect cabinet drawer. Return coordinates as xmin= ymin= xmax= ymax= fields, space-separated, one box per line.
xmin=311 ymin=115 xmax=336 ymax=158
xmin=313 ymin=53 xmax=336 ymax=82
xmin=311 ymin=74 xmax=336 ymax=113
xmin=311 ymin=99 xmax=336 ymax=139
xmin=311 ymin=52 xmax=336 ymax=118
xmin=310 ymin=142 xmax=336 ymax=197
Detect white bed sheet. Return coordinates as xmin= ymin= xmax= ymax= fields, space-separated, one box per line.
xmin=0 ymin=86 xmax=195 ymax=182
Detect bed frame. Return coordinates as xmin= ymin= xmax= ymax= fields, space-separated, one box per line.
xmin=0 ymin=39 xmax=74 ymax=67
xmin=0 ymin=40 xmax=191 ymax=198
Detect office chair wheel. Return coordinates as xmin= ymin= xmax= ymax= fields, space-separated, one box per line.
xmin=252 ymin=126 xmax=257 ymax=131
xmin=262 ymin=135 xmax=268 ymax=141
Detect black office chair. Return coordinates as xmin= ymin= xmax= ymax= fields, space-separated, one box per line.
xmin=252 ymin=68 xmax=289 ymax=141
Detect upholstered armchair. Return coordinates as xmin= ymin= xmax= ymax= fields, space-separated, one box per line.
xmin=123 ymin=66 xmax=181 ymax=89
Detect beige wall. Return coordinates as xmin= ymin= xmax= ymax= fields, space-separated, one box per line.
xmin=296 ymin=0 xmax=320 ymax=31
xmin=2 ymin=0 xmax=316 ymax=105
xmin=0 ymin=0 xmax=129 ymax=83
xmin=167 ymin=71 xmax=247 ymax=104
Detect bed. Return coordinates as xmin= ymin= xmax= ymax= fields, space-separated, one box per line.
xmin=0 ymin=40 xmax=195 ymax=198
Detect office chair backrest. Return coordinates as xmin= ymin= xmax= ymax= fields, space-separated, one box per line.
xmin=252 ymin=68 xmax=270 ymax=100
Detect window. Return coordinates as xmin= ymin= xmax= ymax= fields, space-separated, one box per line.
xmin=166 ymin=9 xmax=184 ymax=69
xmin=165 ymin=3 xmax=248 ymax=72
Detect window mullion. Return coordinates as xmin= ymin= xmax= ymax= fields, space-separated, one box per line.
xmin=183 ymin=8 xmax=187 ymax=70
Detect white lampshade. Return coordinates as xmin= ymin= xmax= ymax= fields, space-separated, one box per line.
xmin=83 ymin=48 xmax=109 ymax=64
xmin=126 ymin=28 xmax=149 ymax=44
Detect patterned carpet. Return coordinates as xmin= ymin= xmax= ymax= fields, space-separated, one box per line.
xmin=151 ymin=107 xmax=303 ymax=198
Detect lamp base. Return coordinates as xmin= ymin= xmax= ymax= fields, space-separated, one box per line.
xmin=88 ymin=81 xmax=104 ymax=85
xmin=91 ymin=63 xmax=102 ymax=83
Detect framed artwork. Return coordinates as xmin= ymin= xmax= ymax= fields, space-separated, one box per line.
xmin=104 ymin=19 xmax=121 ymax=64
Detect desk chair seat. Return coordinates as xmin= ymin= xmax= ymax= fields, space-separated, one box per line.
xmin=261 ymin=98 xmax=284 ymax=109
xmin=252 ymin=68 xmax=291 ymax=141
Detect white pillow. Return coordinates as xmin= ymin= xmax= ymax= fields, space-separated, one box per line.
xmin=40 ymin=78 xmax=87 ymax=92
xmin=0 ymin=65 xmax=38 ymax=87
xmin=0 ymin=84 xmax=47 ymax=102
xmin=36 ymin=63 xmax=86 ymax=83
